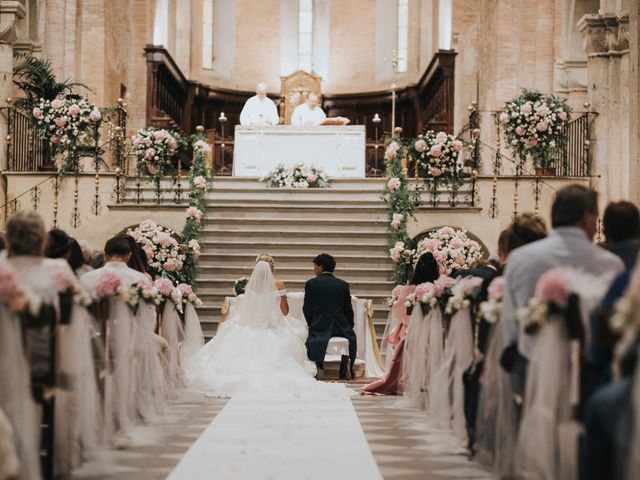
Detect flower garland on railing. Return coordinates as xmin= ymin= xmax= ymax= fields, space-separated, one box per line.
xmin=411 ymin=130 xmax=464 ymax=196
xmin=32 ymin=95 xmax=103 ymax=175
xmin=498 ymin=89 xmax=571 ymax=170
xmin=179 ymin=132 xmax=213 ymax=286
xmin=261 ymin=163 xmax=330 ymax=188
xmin=383 ymin=137 xmax=421 ymax=285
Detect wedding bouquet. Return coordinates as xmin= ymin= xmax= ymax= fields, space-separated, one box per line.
xmin=32 ymin=95 xmax=102 ymax=172
xmin=127 ymin=220 xmax=187 ymax=282
xmin=131 ymin=127 xmax=185 ymax=180
xmin=234 ymin=277 xmax=248 ymax=296
xmin=499 ymin=90 xmax=571 ymax=169
xmin=261 ymin=163 xmax=330 ymax=188
xmin=414 ymin=226 xmax=484 ymax=275
xmin=412 ymin=130 xmax=464 ymax=181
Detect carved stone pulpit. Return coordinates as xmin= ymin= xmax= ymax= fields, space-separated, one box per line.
xmin=279 ymin=70 xmax=323 ymax=125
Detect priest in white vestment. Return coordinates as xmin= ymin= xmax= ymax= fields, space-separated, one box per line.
xmin=239 ymin=83 xmax=280 ymax=126
xmin=291 ymin=92 xmax=327 ymax=127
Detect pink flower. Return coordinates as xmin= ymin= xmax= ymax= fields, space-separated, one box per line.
xmin=487 ymin=276 xmax=505 ymax=301
xmin=54 ymin=116 xmax=68 ymax=128
xmin=520 ymin=102 xmax=532 ymax=114
xmin=177 ymin=283 xmax=194 ymax=297
xmin=164 ymin=259 xmax=179 ymax=271
xmin=434 ymin=275 xmax=456 ymax=295
xmin=50 ymin=135 xmax=60 ymax=144
xmin=431 ymin=167 xmax=442 ymax=177
xmin=187 ymin=293 xmax=197 ymax=302
xmin=32 ymin=107 xmax=42 ymax=119
xmin=558 ymin=110 xmax=568 ymax=122
xmin=186 ymin=207 xmax=203 ymax=224
xmin=454 ymin=256 xmax=466 ymax=266
xmin=526 ymin=137 xmax=538 ymax=147
xmin=154 ymin=278 xmax=174 ymax=297
xmin=140 ymin=219 xmax=157 ymax=230
xmin=391 ymin=213 xmax=403 ymax=230
xmin=536 ymin=121 xmax=549 ymax=132
xmin=156 ymin=231 xmax=174 ymax=246
xmin=536 ymin=104 xmax=550 ymax=117
xmin=515 ymin=126 xmax=526 ymax=136
xmin=439 ymin=226 xmax=455 ymax=236
xmin=0 ymin=262 xmax=20 ymax=302
xmin=535 ymin=267 xmax=570 ymax=308
xmin=95 ymin=271 xmax=122 ymax=298
xmin=384 ymin=142 xmax=399 ymax=160
xmin=414 ymin=282 xmax=434 ymax=302
xmin=145 ymin=148 xmax=156 ymax=160
xmin=167 ymin=137 xmax=178 ymax=150
xmin=499 ymin=112 xmax=509 ymax=123
xmin=387 ymin=177 xmax=401 ymax=192
xmin=153 ymin=130 xmax=167 ymax=141
xmin=68 ymin=104 xmax=80 ymax=116
xmin=52 ymin=268 xmax=76 ymax=292
xmin=452 ymin=140 xmax=463 ymax=152
xmin=389 ymin=241 xmax=405 ymax=263
xmin=414 ymin=139 xmax=427 ymax=153
xmin=194 ymin=140 xmax=212 ymax=155
xmin=90 ymin=109 xmax=102 ymax=122
xmin=460 ymin=276 xmax=483 ymax=295
xmin=450 ymin=237 xmax=464 ymax=249
xmin=143 ymin=245 xmax=154 ymax=260
xmin=188 ymin=239 xmax=201 ymax=257
xmin=51 ymin=98 xmax=64 ymax=109
xmin=307 ymin=174 xmax=318 ymax=183
xmin=193 ymin=176 xmax=207 ymax=189
xmin=435 ymin=131 xmax=448 ymax=143
xmin=429 ymin=145 xmax=442 ymax=157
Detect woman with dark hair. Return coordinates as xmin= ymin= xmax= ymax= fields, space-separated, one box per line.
xmin=123 ymin=234 xmax=153 ymax=282
xmin=44 ymin=229 xmax=72 ymax=259
xmin=68 ymin=238 xmax=93 ymax=276
xmin=362 ymin=252 xmax=440 ymax=395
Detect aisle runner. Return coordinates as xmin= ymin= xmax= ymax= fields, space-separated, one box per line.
xmin=168 ymin=393 xmax=382 ymax=479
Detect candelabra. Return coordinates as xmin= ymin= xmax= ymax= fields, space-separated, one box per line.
xmin=218 ymin=112 xmax=228 ymax=174
xmin=371 ymin=113 xmax=382 ymax=176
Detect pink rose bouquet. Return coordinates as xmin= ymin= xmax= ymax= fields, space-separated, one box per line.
xmin=412 ymin=131 xmax=463 ymax=182
xmin=95 ymin=271 xmax=122 ymax=298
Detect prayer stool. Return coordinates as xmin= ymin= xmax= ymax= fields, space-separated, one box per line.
xmin=324 ymin=337 xmax=352 ymax=380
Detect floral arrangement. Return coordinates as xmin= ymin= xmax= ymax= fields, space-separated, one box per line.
xmin=480 ymin=276 xmax=506 ymax=324
xmin=180 ymin=131 xmax=212 ymax=287
xmin=52 ymin=267 xmax=92 ymax=307
xmin=154 ymin=278 xmax=183 ymax=313
xmin=414 ymin=226 xmax=484 ymax=276
xmin=517 ymin=267 xmax=570 ymax=333
xmin=411 ymin=130 xmax=464 ymax=183
xmin=131 ymin=127 xmax=185 ymax=183
xmin=32 ymin=95 xmax=102 ymax=174
xmin=234 ymin=277 xmax=248 ymax=296
xmin=498 ymin=89 xmax=571 ymax=169
xmin=382 ymin=138 xmax=421 ymax=284
xmin=405 ymin=275 xmax=458 ymax=313
xmin=95 ymin=270 xmax=123 ymax=299
xmin=127 ymin=220 xmax=188 ymax=283
xmin=261 ymin=163 xmax=330 ymax=188
xmin=445 ymin=276 xmax=484 ymax=315
xmin=177 ymin=283 xmax=203 ymax=307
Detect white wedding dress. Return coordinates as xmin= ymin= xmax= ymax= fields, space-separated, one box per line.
xmin=185 ymin=262 xmax=346 ymax=398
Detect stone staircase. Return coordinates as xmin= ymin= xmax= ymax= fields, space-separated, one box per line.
xmin=120 ymin=177 xmax=395 ymax=340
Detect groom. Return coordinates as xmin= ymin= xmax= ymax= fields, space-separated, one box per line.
xmin=303 ymin=253 xmax=357 ymax=379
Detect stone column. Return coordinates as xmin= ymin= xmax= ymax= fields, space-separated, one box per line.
xmin=579 ymin=13 xmax=630 ymax=203
xmin=0 ymin=1 xmax=26 ymax=171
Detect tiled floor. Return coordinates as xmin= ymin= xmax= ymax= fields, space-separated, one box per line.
xmin=71 ymin=387 xmax=494 ymax=479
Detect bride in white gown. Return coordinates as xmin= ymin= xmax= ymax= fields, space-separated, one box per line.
xmin=185 ymin=257 xmax=346 ymax=398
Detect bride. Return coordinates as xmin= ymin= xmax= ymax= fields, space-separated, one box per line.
xmin=186 ymin=254 xmax=341 ymax=398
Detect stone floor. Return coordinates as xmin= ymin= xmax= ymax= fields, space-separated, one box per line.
xmin=71 ymin=386 xmax=494 ymax=480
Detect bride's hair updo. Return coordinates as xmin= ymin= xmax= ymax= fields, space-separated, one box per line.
xmin=256 ymin=253 xmax=275 ymax=272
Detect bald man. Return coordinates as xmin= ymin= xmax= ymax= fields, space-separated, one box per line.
xmin=291 ymin=92 xmax=327 ymax=127
xmin=239 ymin=83 xmax=279 ymax=126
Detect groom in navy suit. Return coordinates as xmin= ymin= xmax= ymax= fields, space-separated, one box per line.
xmin=303 ymin=253 xmax=357 ymax=379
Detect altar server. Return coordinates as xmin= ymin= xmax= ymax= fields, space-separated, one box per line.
xmin=291 ymin=92 xmax=327 ymax=127
xmin=239 ymin=83 xmax=280 ymax=126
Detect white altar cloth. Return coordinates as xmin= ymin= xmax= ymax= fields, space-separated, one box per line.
xmin=221 ymin=294 xmax=385 ymax=378
xmin=233 ymin=125 xmax=366 ymax=178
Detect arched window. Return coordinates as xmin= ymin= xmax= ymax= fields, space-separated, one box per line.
xmin=202 ymin=0 xmax=214 ymax=69
xmin=396 ymin=0 xmax=408 ymax=73
xmin=298 ymin=0 xmax=313 ymax=72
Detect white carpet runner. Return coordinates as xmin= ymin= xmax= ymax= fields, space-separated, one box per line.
xmin=168 ymin=393 xmax=382 ymax=479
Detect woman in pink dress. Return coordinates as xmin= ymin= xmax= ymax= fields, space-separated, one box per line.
xmin=362 ymin=253 xmax=439 ymax=395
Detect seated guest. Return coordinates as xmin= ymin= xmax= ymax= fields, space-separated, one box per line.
xmin=123 ymin=234 xmax=153 ymax=282
xmin=68 ymin=238 xmax=93 ymax=276
xmin=44 ymin=228 xmax=72 ymax=260
xmin=291 ymin=93 xmax=327 ymax=127
xmin=500 ymin=185 xmax=624 ymax=398
xmin=602 ymin=200 xmax=640 ymax=269
xmin=362 ymin=252 xmax=440 ymax=396
xmin=81 ymin=235 xmax=148 ymax=292
xmin=89 ymin=249 xmax=106 ymax=269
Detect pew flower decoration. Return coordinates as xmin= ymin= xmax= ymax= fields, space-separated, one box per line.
xmin=132 ymin=127 xmax=185 ymax=182
xmin=122 ymin=280 xmax=160 ymax=313
xmin=446 ymin=276 xmax=484 ymax=315
xmin=414 ymin=226 xmax=484 ymax=275
xmin=480 ymin=276 xmax=506 ymax=323
xmin=499 ymin=89 xmax=571 ymax=169
xmin=154 ymin=277 xmax=183 ymax=313
xmin=177 ymin=283 xmax=203 ymax=306
xmin=186 ymin=207 xmax=203 ymax=224
xmin=412 ymin=130 xmax=464 ymax=183
xmin=261 ymin=163 xmax=330 ymax=188
xmin=32 ymin=95 xmax=103 ymax=174
xmin=52 ymin=267 xmax=92 ymax=307
xmin=127 ymin=220 xmax=187 ymax=282
xmin=517 ymin=267 xmax=570 ymax=333
xmin=95 ymin=270 xmax=123 ymax=299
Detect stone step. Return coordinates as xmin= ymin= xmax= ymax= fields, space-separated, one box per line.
xmin=205 ymin=206 xmax=388 ymax=221
xmin=196 ymin=280 xmax=393 ymax=296
xmin=201 ymin=229 xmax=388 ymax=243
xmin=203 ymin=240 xmax=387 ymax=256
xmin=197 ymin=252 xmax=391 ymax=267
xmin=199 ymin=265 xmax=393 ymax=281
xmin=204 ymin=217 xmax=388 ymax=231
